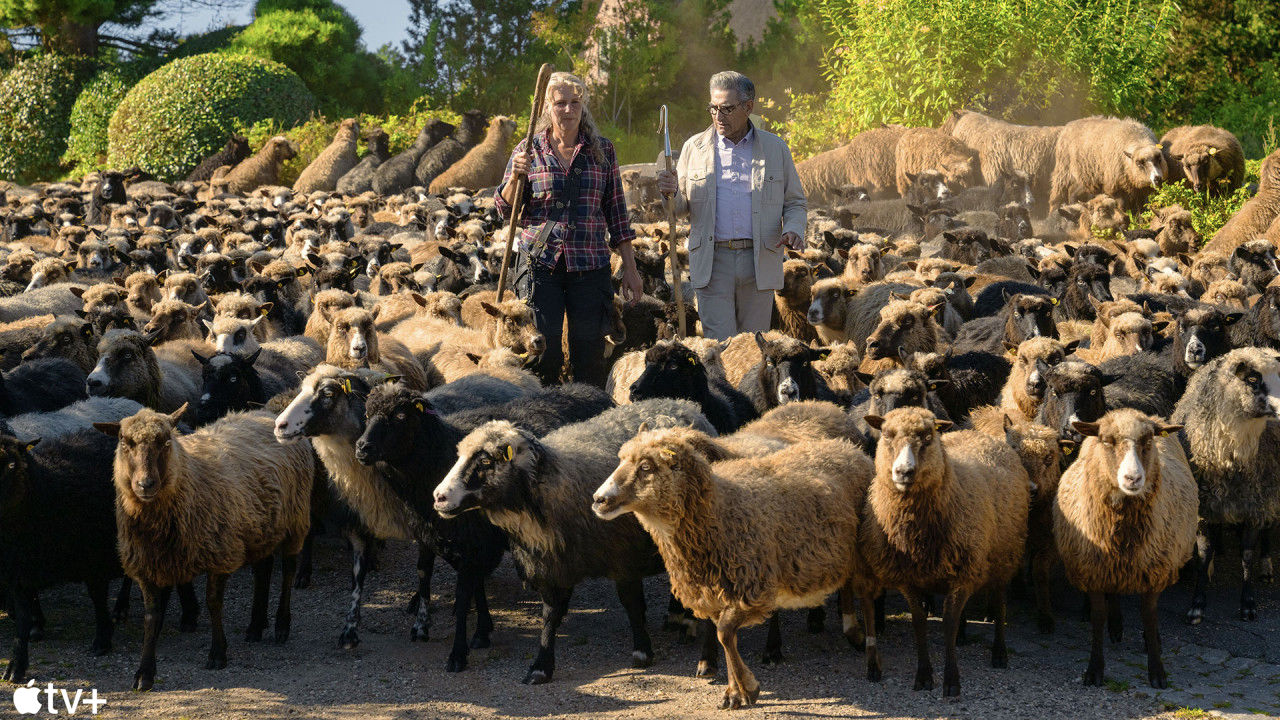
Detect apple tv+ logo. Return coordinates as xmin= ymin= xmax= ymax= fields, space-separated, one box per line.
xmin=12 ymin=680 xmax=106 ymax=715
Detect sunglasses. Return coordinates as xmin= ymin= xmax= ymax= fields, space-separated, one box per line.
xmin=707 ymin=103 xmax=741 ymax=117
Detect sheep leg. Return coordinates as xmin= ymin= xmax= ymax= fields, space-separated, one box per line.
xmin=860 ymin=592 xmax=882 ymax=682
xmin=87 ymin=577 xmax=114 ymax=656
xmin=1186 ymin=522 xmax=1218 ymax=625
xmin=112 ymin=577 xmax=131 ymax=624
xmin=761 ymin=612 xmax=784 ymax=664
xmin=615 ymin=577 xmax=653 ymax=668
xmin=1033 ymin=549 xmax=1055 ymax=634
xmin=1240 ymin=523 xmax=1260 ymax=621
xmin=1140 ymin=591 xmax=1167 ymax=688
xmin=1083 ymin=591 xmax=1107 ymax=686
xmin=177 ymin=581 xmax=200 ymax=632
xmin=523 ymin=585 xmax=571 ymax=684
xmin=205 ymin=573 xmax=229 ymax=670
xmin=941 ymin=588 xmax=970 ymax=697
xmin=471 ymin=579 xmax=494 ymax=648
xmin=2 ymin=587 xmax=35 ymax=682
xmin=990 ymin=584 xmax=1008 ymax=669
xmin=446 ymin=571 xmax=478 ymax=672
xmin=1260 ymin=529 xmax=1274 ymax=584
xmin=275 ymin=553 xmax=297 ymax=643
xmin=1106 ymin=593 xmax=1123 ymax=642
xmin=716 ymin=608 xmax=759 ymax=709
xmin=339 ymin=530 xmax=373 ymax=649
xmin=807 ymin=605 xmax=826 ymax=633
xmin=411 ymin=542 xmax=434 ymax=642
xmin=25 ymin=593 xmax=44 ymax=642
xmin=874 ymin=592 xmax=886 ymax=633
xmin=906 ymin=591 xmax=933 ymax=691
xmin=133 ymin=582 xmax=171 ymax=691
xmin=293 ymin=531 xmax=314 ymax=589
xmin=696 ymin=619 xmax=718 ymax=677
xmin=838 ymin=585 xmax=865 ymax=649
xmin=245 ymin=555 xmax=273 ymax=642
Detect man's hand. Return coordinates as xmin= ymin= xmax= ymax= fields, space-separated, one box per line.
xmin=656 ymin=169 xmax=677 ymax=197
xmin=776 ymin=231 xmax=804 ymax=251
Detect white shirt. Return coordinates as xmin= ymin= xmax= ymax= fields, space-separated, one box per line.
xmin=713 ymin=126 xmax=753 ymax=241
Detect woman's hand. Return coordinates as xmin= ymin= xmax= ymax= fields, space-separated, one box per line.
xmin=511 ymin=150 xmax=532 ymax=180
xmin=621 ymin=263 xmax=644 ymax=305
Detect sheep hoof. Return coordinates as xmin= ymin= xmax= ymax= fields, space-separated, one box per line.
xmin=696 ymin=660 xmax=717 ymax=678
xmin=292 ymin=572 xmax=311 ymax=589
xmin=469 ymin=635 xmax=490 ymax=649
xmin=338 ymin=630 xmax=360 ymax=650
xmin=913 ymin=670 xmax=933 ymax=691
xmin=991 ymin=647 xmax=1008 ymax=669
xmin=1260 ymin=559 xmax=1274 ymax=584
xmin=943 ymin=681 xmax=961 ymax=698
xmin=1109 ymin=627 xmax=1123 ymax=644
xmin=1240 ymin=602 xmax=1257 ymax=621
xmin=1083 ymin=664 xmax=1105 ymax=686
xmin=179 ymin=617 xmax=198 ymax=633
xmin=760 ymin=648 xmax=784 ymax=665
xmin=867 ymin=663 xmax=882 ymax=683
xmin=1185 ymin=607 xmax=1204 ymax=625
xmin=273 ymin=627 xmax=290 ymax=644
xmin=2 ymin=663 xmax=24 ymax=683
xmin=446 ymin=653 xmax=467 ymax=673
xmin=205 ymin=653 xmax=227 ymax=670
xmin=807 ymin=607 xmax=826 ymax=633
xmin=132 ymin=670 xmax=154 ymax=692
xmin=1148 ymin=666 xmax=1168 ymax=689
xmin=410 ymin=626 xmax=429 ymax=642
xmin=632 ymin=650 xmax=653 ymax=669
xmin=521 ymin=668 xmax=551 ymax=685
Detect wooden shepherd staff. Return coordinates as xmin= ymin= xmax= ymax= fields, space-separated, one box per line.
xmin=496 ymin=62 xmax=555 ymax=302
xmin=659 ymin=105 xmax=687 ymax=337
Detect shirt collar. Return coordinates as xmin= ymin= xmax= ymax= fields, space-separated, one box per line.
xmin=716 ymin=121 xmax=754 ymax=149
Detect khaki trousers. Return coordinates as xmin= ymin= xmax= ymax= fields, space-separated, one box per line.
xmin=694 ymin=243 xmax=774 ymax=341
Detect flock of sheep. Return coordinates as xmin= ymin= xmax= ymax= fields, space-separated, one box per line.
xmin=0 ymin=105 xmax=1277 ymax=710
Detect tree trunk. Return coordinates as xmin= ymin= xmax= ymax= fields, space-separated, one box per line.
xmin=43 ymin=20 xmax=100 ymax=56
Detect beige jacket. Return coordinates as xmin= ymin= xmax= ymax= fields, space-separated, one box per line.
xmin=671 ymin=124 xmax=807 ymax=290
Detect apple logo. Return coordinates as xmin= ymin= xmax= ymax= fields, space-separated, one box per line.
xmin=12 ymin=679 xmax=41 ymax=714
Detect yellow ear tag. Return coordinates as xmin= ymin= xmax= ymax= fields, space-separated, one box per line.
xmin=260 ymin=306 xmax=270 ymax=316
xmin=504 ymin=445 xmax=514 ymax=461
xmin=1208 ymin=147 xmax=1218 ymax=155
xmin=1063 ymin=445 xmax=1074 ymax=455
xmin=688 ymin=356 xmax=696 ymax=365
xmin=340 ymin=378 xmax=352 ymax=393
xmin=1049 ymin=297 xmax=1059 ymax=305
xmin=660 ymin=448 xmax=675 ymax=457
xmin=414 ymin=401 xmax=425 ymax=412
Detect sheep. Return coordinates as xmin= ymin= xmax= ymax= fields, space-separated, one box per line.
xmin=592 ymin=429 xmax=878 ymax=708
xmin=806 ymin=278 xmax=918 ymax=347
xmin=861 ymin=407 xmax=1029 ymax=696
xmin=908 ymin=349 xmax=1010 ymax=424
xmin=86 ymin=170 xmax=126 ymax=225
xmin=123 ymin=271 xmax=162 ymax=318
xmin=192 ymin=350 xmax=291 ymax=425
xmin=1147 ymin=204 xmax=1199 ymax=256
xmin=304 ymin=288 xmax=358 ymax=345
xmin=186 ymin=135 xmax=251 ymax=183
xmin=1054 ymin=409 xmax=1196 ymax=688
xmin=458 ymin=295 xmax=548 ymax=361
xmin=1050 ymin=116 xmax=1166 ymax=212
xmin=1228 ymin=285 xmax=1280 ymax=350
xmin=1077 ymin=312 xmax=1160 ymax=365
xmin=894 ymin=127 xmax=978 ymax=197
xmin=1 ymin=357 xmax=87 ymax=415
xmin=294 ymin=118 xmax=361 ymax=195
xmin=839 ymin=242 xmax=887 ymax=289
xmin=629 ymin=340 xmax=756 ymax=433
xmin=447 ymin=382 xmax=615 ymax=437
xmin=222 ymin=136 xmax=297 ymax=195
xmin=334 ymin=128 xmax=391 ymax=195
xmin=163 ymin=271 xmax=210 ymax=310
xmin=774 ymin=258 xmax=820 ymax=344
xmin=0 ymin=430 xmax=123 ymax=682
xmin=796 ymin=126 xmax=907 ymax=205
xmin=1228 ymin=239 xmax=1278 ymax=294
xmin=5 ymin=396 xmax=143 ymax=441
xmin=1036 ymin=360 xmax=1113 ymax=442
xmin=96 ymin=405 xmax=313 ymax=691
xmin=945 ymin=110 xmax=1061 ymax=215
xmin=605 ymin=336 xmax=727 ymax=404
xmin=734 ymin=333 xmax=836 ymax=412
xmin=1201 ymin=278 xmax=1249 ymax=309
xmin=954 ymin=293 xmax=1058 ymax=354
xmin=431 ymin=398 xmax=716 ymax=684
xmin=428 ymin=116 xmax=516 ymax=193
xmin=1171 ymin=347 xmax=1280 ymax=623
xmin=1203 ymin=148 xmax=1280 ymax=254
xmin=86 ymin=330 xmax=201 ymax=416
xmin=998 ymin=337 xmax=1076 ymax=423
xmin=416 ymin=110 xmax=487 ymax=188
xmin=24 ymin=257 xmax=75 ymax=292
xmin=1099 ymin=351 xmax=1184 ymax=419
xmin=849 ymin=367 xmax=951 ymax=453
xmin=1161 ymin=124 xmax=1244 ymax=196
xmin=207 ymin=315 xmax=322 ymax=384
xmin=373 ymin=120 xmax=454 ymax=196
xmin=863 ymin=298 xmax=944 ymax=369
xmin=143 ymin=298 xmax=205 ymax=343
xmin=323 ymin=306 xmax=434 ymax=390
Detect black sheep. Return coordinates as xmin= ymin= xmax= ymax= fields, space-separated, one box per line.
xmin=336 ymin=128 xmax=391 ymax=195
xmin=1035 ymin=360 xmax=1114 ymax=443
xmin=372 ymin=120 xmax=454 ymax=196
xmin=86 ymin=171 xmax=126 ymax=225
xmin=193 ymin=350 xmax=290 ymax=426
xmin=1061 ymin=261 xmax=1113 ymax=321
xmin=0 ymin=431 xmax=122 ymax=682
xmin=1229 ymin=285 xmax=1280 ymax=349
xmin=1099 ymin=351 xmax=1182 ymax=418
xmin=629 ymin=340 xmax=756 ymax=433
xmin=929 ymin=272 xmax=975 ymax=320
xmin=1168 ymin=305 xmax=1241 ymax=390
xmin=972 ymin=280 xmax=1048 ymax=317
xmin=1126 ymin=291 xmax=1198 ymax=316
xmin=909 ymin=349 xmax=1010 ymax=424
xmin=241 ymin=275 xmax=307 ymax=337
xmin=0 ymin=357 xmax=87 ymax=415
xmin=415 ymin=110 xmax=487 ymax=188
xmin=354 ymin=384 xmax=509 ymax=672
xmin=447 ymin=383 xmax=614 ymax=436
xmin=954 ymin=293 xmax=1058 ymax=354
xmin=737 ymin=332 xmax=837 ymax=413
xmin=185 ymin=135 xmax=250 ymax=183
xmin=1229 ymin=239 xmax=1278 ymax=294
xmin=850 ymin=367 xmax=951 ymax=455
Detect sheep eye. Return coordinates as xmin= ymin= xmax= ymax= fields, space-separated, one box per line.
xmin=1090 ymin=389 xmax=1097 ymax=396
xmin=6 ymin=462 xmax=13 ymax=469
xmin=640 ymin=461 xmax=654 ymax=472
xmin=395 ymin=411 xmax=406 ymax=420
xmin=229 ymin=374 xmax=238 ymax=383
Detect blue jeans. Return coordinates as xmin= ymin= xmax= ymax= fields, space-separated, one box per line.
xmin=516 ymin=255 xmax=613 ymax=387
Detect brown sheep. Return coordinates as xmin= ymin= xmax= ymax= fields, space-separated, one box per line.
xmin=222 ymin=136 xmax=298 ymax=195
xmin=1054 ymin=409 xmax=1196 ymax=688
xmin=1186 ymin=251 xmax=1231 ymax=298
xmin=863 ymin=298 xmax=944 ymax=371
xmin=1161 ymin=124 xmax=1244 ymax=196
xmin=593 ymin=428 xmax=878 ymax=708
xmin=375 ymin=290 xmax=463 ymax=331
xmin=998 ymin=336 xmax=1076 ymax=423
xmin=21 ymin=316 xmax=98 ymax=373
xmin=123 ymin=271 xmax=162 ymax=318
xmin=163 ymin=271 xmax=210 ymax=311
xmin=304 ymin=289 xmax=358 ymax=345
xmin=1077 ymin=312 xmax=1162 ymax=365
xmin=95 ymin=405 xmax=313 ymax=690
xmin=213 ymin=292 xmax=279 ymax=340
xmin=894 ymin=127 xmax=979 ymax=197
xmin=774 ymin=258 xmax=819 ymax=344
xmin=294 ymin=118 xmax=361 ymax=195
xmin=457 ymin=296 xmax=547 ymax=361
xmin=861 ymin=406 xmax=1028 ymax=696
xmin=1147 ymin=204 xmax=1199 ymax=256
xmin=1204 ymin=147 xmax=1280 ymax=255
xmin=1201 ymin=278 xmax=1249 ymax=309
xmin=24 ymin=257 xmax=74 ymax=292
xmin=796 ymin=126 xmax=907 ymax=205
xmin=1050 ymin=116 xmax=1166 ymax=212
xmin=428 ymin=116 xmax=517 ymax=193
xmin=806 ymin=279 xmax=920 ymax=348
xmin=370 ymin=262 xmax=422 ymax=296
xmin=840 ymin=242 xmax=887 ymax=289
xmin=813 ymin=340 xmax=864 ymax=400
xmin=143 ymin=299 xmax=205 ymax=344
xmin=326 ymin=306 xmax=434 ymax=390
xmin=944 ymin=110 xmax=1062 ymax=215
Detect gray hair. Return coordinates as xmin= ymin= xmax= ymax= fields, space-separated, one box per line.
xmin=709 ymin=71 xmax=755 ymax=103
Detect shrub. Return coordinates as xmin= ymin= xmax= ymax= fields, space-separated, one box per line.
xmin=0 ymin=53 xmax=91 ymax=182
xmin=107 ymin=53 xmax=315 ymax=182
xmin=63 ymin=58 xmax=163 ymax=176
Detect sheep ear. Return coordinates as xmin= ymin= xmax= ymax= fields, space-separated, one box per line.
xmin=192 ymin=350 xmax=210 ymax=365
xmin=1071 ymin=420 xmax=1100 ymax=437
xmin=201 ymin=318 xmax=213 ymax=331
xmin=370 ymin=305 xmax=381 ymax=320
xmin=246 ymin=348 xmax=262 ymax=366
xmin=933 ymin=419 xmax=952 ymax=432
xmin=259 ymin=302 xmax=273 ymax=316
xmin=927 ymin=379 xmax=950 ymax=391
xmin=890 ymin=291 xmax=909 ymax=301
xmin=1063 ymin=339 xmax=1082 ymax=354
xmin=465 ymin=352 xmax=482 ymax=364
xmin=1026 ymin=264 xmax=1040 ymax=280
xmin=1002 ymin=414 xmax=1013 ymax=431
xmin=168 ymin=403 xmax=188 ymax=424
xmin=481 ymin=301 xmax=500 ymax=317
xmin=1059 ymin=438 xmax=1077 ymax=456
xmin=863 ymin=414 xmax=884 ymax=431
xmin=81 ymin=323 xmax=95 ymax=338
xmin=1152 ymin=320 xmax=1170 ymax=333
xmin=1225 ymin=312 xmax=1244 ymax=325
xmin=113 ymin=276 xmax=126 ymax=287
xmin=1177 ymin=252 xmax=1194 ymax=266
xmin=93 ymin=422 xmax=120 ymax=437
xmin=1002 ymin=340 xmax=1019 ymax=353
xmin=753 ymin=331 xmax=766 ymax=351
xmin=382 ymin=375 xmax=402 ymax=385
xmin=411 ymin=292 xmax=428 ymax=307
xmin=23 ymin=438 xmax=40 ymax=451
xmin=70 ymin=286 xmax=85 ymax=298
xmin=1155 ymin=423 xmax=1182 ymax=437
xmin=854 ymin=371 xmax=875 ymax=385
xmin=963 ymin=275 xmax=976 ymax=288
xmin=75 ymin=309 xmax=88 ymax=319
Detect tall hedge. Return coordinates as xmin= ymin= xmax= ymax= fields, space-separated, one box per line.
xmin=0 ymin=53 xmax=91 ymax=182
xmin=107 ymin=53 xmax=315 ymax=181
xmin=63 ymin=58 xmax=162 ymax=174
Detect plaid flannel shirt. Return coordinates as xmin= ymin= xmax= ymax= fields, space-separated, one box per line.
xmin=494 ymin=129 xmax=634 ymax=272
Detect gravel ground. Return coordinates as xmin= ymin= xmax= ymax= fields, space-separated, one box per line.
xmin=3 ymin=529 xmax=1275 ymax=720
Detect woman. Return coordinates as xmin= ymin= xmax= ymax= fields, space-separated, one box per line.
xmin=496 ymin=72 xmax=644 ymax=387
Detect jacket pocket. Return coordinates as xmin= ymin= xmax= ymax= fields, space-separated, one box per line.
xmin=689 ymin=170 xmax=710 ymax=202
xmin=762 ymin=172 xmax=783 ymax=205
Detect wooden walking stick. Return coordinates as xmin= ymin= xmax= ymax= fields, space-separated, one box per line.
xmin=659 ymin=104 xmax=687 ymax=337
xmin=496 ymin=62 xmax=554 ymax=302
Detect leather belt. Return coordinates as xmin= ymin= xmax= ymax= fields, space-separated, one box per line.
xmin=714 ymin=238 xmax=753 ymax=249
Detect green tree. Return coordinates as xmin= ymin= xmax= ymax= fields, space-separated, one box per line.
xmin=0 ymin=0 xmax=158 ymax=55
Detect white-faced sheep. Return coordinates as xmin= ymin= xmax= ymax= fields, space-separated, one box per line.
xmin=95 ymin=404 xmax=313 ymax=691
xmin=1055 ymin=409 xmax=1197 ymax=688
xmin=1050 ymin=116 xmax=1166 ymax=212
xmin=1160 ymin=124 xmax=1244 ymax=196
xmin=861 ymin=407 xmax=1029 ymax=696
xmin=207 ymin=315 xmax=323 ymax=387
xmin=592 ymin=428 xmax=878 ymax=708
xmin=431 ymin=398 xmax=716 ymax=684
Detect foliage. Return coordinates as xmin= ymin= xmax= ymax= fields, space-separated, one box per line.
xmin=225 ymin=0 xmax=387 ymax=116
xmin=62 ymin=55 xmax=160 ymax=175
xmin=0 ymin=0 xmax=160 ymax=55
xmin=736 ymin=0 xmax=832 ymax=124
xmin=1138 ymin=182 xmax=1257 ymax=247
xmin=782 ymin=0 xmax=1180 ymax=158
xmin=170 ymin=23 xmax=245 ymax=59
xmin=0 ymin=52 xmax=90 ymax=182
xmin=107 ymin=52 xmax=314 ymax=181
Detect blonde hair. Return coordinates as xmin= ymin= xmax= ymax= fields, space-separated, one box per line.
xmin=535 ymin=72 xmax=606 ymax=165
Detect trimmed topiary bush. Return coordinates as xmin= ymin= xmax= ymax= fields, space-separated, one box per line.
xmin=63 ymin=58 xmax=163 ymax=176
xmin=107 ymin=53 xmax=315 ymax=181
xmin=0 ymin=53 xmax=91 ymax=182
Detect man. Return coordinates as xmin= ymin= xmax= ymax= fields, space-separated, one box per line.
xmin=656 ymin=70 xmax=807 ymax=340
